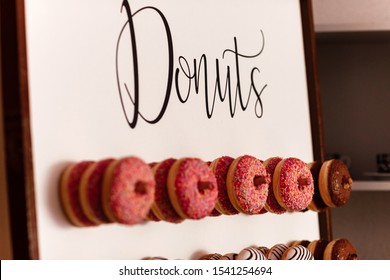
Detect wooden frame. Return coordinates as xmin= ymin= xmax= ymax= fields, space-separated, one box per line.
xmin=0 ymin=0 xmax=330 ymax=259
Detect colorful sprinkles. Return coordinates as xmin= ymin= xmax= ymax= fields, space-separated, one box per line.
xmin=58 ymin=154 xmax=350 ymax=227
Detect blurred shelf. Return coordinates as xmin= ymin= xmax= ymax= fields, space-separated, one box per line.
xmin=363 ymin=172 xmax=390 ymax=178
xmin=353 ymin=181 xmax=390 ymax=191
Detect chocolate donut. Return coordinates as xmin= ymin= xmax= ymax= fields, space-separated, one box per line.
xmin=307 ymin=161 xmax=328 ymax=212
xmin=307 ymin=239 xmax=329 ymax=260
xmin=323 ymin=238 xmax=358 ymax=260
xmin=319 ymin=159 xmax=353 ymax=208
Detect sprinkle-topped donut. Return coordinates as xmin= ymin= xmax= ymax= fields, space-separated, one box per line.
xmin=263 ymin=157 xmax=286 ymax=214
xmin=209 ymin=156 xmax=239 ymax=215
xmin=226 ymin=155 xmax=270 ymax=214
xmin=102 ymin=156 xmax=155 ymax=225
xmin=151 ymin=158 xmax=184 ymax=224
xmin=79 ymin=158 xmax=115 ymax=225
xmin=319 ymin=159 xmax=353 ymax=208
xmin=273 ymin=158 xmax=314 ymax=212
xmin=167 ymin=158 xmax=218 ymax=219
xmin=59 ymin=161 xmax=97 ymax=227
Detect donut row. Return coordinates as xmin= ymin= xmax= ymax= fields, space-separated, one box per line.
xmin=59 ymin=154 xmax=352 ymax=226
xmin=142 ymin=238 xmax=358 ymax=260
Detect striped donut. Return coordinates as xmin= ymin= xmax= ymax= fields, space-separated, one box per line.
xmin=282 ymin=245 xmax=314 ymax=260
xmin=236 ymin=247 xmax=267 ymax=260
xmin=266 ymin=244 xmax=288 ymax=260
xmin=220 ymin=253 xmax=238 ymax=260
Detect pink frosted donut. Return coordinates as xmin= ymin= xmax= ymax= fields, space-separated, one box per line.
xmin=59 ymin=161 xmax=97 ymax=226
xmin=263 ymin=157 xmax=286 ymax=214
xmin=209 ymin=156 xmax=239 ymax=215
xmin=79 ymin=158 xmax=115 ymax=224
xmin=167 ymin=158 xmax=218 ymax=219
xmin=102 ymin=156 xmax=155 ymax=225
xmin=226 ymin=155 xmax=270 ymax=214
xmin=146 ymin=210 xmax=161 ymax=222
xmin=205 ymin=160 xmax=222 ymax=217
xmin=273 ymin=158 xmax=314 ymax=212
xmin=145 ymin=162 xmax=161 ymax=222
xmin=151 ymin=158 xmax=184 ymax=223
xmin=209 ymin=208 xmax=222 ymax=217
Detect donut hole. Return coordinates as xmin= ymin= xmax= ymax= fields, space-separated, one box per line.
xmin=197 ymin=181 xmax=214 ymax=194
xmin=134 ymin=181 xmax=147 ymax=195
xmin=298 ymin=177 xmax=311 ymax=191
xmin=253 ymin=176 xmax=266 ymax=187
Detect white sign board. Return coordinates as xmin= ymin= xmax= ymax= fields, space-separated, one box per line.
xmin=25 ymin=0 xmax=319 ymax=259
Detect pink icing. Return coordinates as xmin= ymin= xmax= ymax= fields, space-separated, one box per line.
xmin=110 ymin=157 xmax=155 ymax=225
xmin=277 ymin=158 xmax=314 ymax=211
xmin=153 ymin=158 xmax=184 ymax=223
xmin=173 ymin=158 xmax=218 ymax=219
xmin=212 ymin=156 xmax=238 ymax=215
xmin=85 ymin=158 xmax=115 ymax=223
xmin=264 ymin=157 xmax=286 ymax=214
xmin=66 ymin=161 xmax=96 ymax=226
xmin=231 ymin=155 xmax=270 ymax=214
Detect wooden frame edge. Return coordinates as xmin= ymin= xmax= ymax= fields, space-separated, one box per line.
xmin=300 ymin=0 xmax=333 ymax=241
xmin=0 ymin=0 xmax=39 ymax=259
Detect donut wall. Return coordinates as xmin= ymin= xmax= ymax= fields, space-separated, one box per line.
xmin=18 ymin=0 xmax=324 ymax=259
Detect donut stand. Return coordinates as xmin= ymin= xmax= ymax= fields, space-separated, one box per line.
xmin=1 ymin=0 xmax=332 ymax=259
